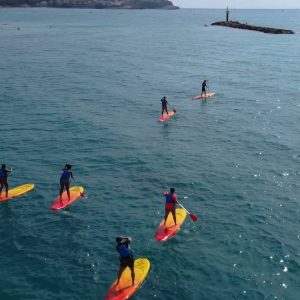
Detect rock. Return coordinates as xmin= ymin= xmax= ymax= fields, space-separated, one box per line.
xmin=211 ymin=21 xmax=295 ymax=34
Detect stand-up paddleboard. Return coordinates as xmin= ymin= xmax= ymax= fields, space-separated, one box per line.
xmin=105 ymin=258 xmax=150 ymax=300
xmin=51 ymin=186 xmax=84 ymax=210
xmin=192 ymin=92 xmax=215 ymax=100
xmin=155 ymin=208 xmax=187 ymax=242
xmin=158 ymin=109 xmax=176 ymax=123
xmin=0 ymin=184 xmax=35 ymax=202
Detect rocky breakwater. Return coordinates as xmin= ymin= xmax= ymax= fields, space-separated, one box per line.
xmin=0 ymin=0 xmax=179 ymax=9
xmin=211 ymin=21 xmax=295 ymax=34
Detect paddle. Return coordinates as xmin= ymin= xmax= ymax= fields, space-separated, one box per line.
xmin=176 ymin=200 xmax=198 ymax=222
xmin=72 ymin=179 xmax=87 ymax=198
xmin=77 ymin=187 xmax=87 ymax=198
xmin=79 ymin=190 xmax=87 ymax=198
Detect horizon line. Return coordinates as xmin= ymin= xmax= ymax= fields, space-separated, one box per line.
xmin=177 ymin=7 xmax=300 ymax=10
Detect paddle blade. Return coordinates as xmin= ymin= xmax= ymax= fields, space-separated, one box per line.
xmin=190 ymin=214 xmax=198 ymax=222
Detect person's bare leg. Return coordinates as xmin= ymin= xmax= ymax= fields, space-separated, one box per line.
xmin=60 ymin=183 xmax=64 ymax=201
xmin=130 ymin=265 xmax=135 ymax=286
xmin=164 ymin=208 xmax=169 ymax=225
xmin=4 ymin=182 xmax=8 ymax=197
xmin=116 ymin=265 xmax=126 ymax=285
xmin=171 ymin=208 xmax=177 ymax=225
xmin=66 ymin=183 xmax=70 ymax=200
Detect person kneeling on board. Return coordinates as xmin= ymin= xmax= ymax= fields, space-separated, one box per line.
xmin=201 ymin=80 xmax=208 ymax=97
xmin=0 ymin=164 xmax=12 ymax=198
xmin=161 ymin=96 xmax=169 ymax=118
xmin=60 ymin=164 xmax=74 ymax=201
xmin=116 ymin=236 xmax=135 ymax=286
xmin=163 ymin=188 xmax=178 ymax=225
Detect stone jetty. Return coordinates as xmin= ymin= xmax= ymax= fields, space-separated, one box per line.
xmin=211 ymin=21 xmax=295 ymax=34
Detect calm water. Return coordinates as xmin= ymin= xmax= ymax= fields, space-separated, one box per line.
xmin=1 ymin=8 xmax=300 ymax=300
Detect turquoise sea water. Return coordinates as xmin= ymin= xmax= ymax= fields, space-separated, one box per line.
xmin=1 ymin=7 xmax=300 ymax=300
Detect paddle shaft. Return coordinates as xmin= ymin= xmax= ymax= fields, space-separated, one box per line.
xmin=176 ymin=200 xmax=197 ymax=221
xmin=177 ymin=201 xmax=192 ymax=215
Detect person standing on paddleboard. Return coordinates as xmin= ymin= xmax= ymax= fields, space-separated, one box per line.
xmin=164 ymin=188 xmax=178 ymax=225
xmin=116 ymin=236 xmax=135 ymax=286
xmin=0 ymin=164 xmax=12 ymax=198
xmin=60 ymin=164 xmax=74 ymax=201
xmin=201 ymin=80 xmax=208 ymax=97
xmin=161 ymin=96 xmax=169 ymax=117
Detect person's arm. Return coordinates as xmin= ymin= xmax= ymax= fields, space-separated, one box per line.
xmin=118 ymin=236 xmax=131 ymax=243
xmin=5 ymin=168 xmax=12 ymax=177
xmin=173 ymin=194 xmax=178 ymax=204
xmin=71 ymin=172 xmax=75 ymax=181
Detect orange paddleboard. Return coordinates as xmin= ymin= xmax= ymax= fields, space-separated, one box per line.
xmin=0 ymin=184 xmax=34 ymax=202
xmin=50 ymin=186 xmax=84 ymax=210
xmin=192 ymin=92 xmax=215 ymax=100
xmin=105 ymin=258 xmax=150 ymax=300
xmin=158 ymin=109 xmax=176 ymax=123
xmin=155 ymin=208 xmax=187 ymax=241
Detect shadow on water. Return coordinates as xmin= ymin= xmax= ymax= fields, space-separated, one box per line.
xmin=160 ymin=123 xmax=171 ymax=139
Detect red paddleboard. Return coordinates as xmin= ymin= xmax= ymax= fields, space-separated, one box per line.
xmin=50 ymin=186 xmax=84 ymax=210
xmin=158 ymin=109 xmax=176 ymax=123
xmin=192 ymin=92 xmax=215 ymax=100
xmin=155 ymin=208 xmax=187 ymax=242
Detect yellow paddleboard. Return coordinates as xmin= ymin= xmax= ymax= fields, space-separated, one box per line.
xmin=105 ymin=258 xmax=150 ymax=300
xmin=0 ymin=184 xmax=35 ymax=202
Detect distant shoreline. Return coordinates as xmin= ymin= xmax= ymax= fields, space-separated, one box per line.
xmin=0 ymin=0 xmax=179 ymax=10
xmin=0 ymin=6 xmax=179 ymax=9
xmin=1 ymin=7 xmax=300 ymax=9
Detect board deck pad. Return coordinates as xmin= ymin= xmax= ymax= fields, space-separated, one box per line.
xmin=155 ymin=208 xmax=187 ymax=241
xmin=51 ymin=186 xmax=84 ymax=210
xmin=105 ymin=258 xmax=150 ymax=300
xmin=192 ymin=92 xmax=215 ymax=100
xmin=0 ymin=184 xmax=35 ymax=202
xmin=158 ymin=109 xmax=176 ymax=123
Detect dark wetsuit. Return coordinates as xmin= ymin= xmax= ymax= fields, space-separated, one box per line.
xmin=202 ymin=81 xmax=207 ymax=93
xmin=161 ymin=98 xmax=169 ymax=116
xmin=116 ymin=241 xmax=134 ymax=268
xmin=161 ymin=98 xmax=168 ymax=110
xmin=60 ymin=169 xmax=72 ymax=185
xmin=0 ymin=168 xmax=9 ymax=185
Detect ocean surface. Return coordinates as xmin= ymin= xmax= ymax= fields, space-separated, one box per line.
xmin=1 ymin=7 xmax=300 ymax=300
